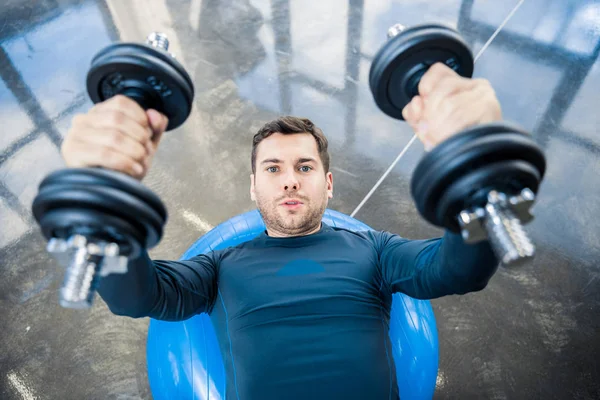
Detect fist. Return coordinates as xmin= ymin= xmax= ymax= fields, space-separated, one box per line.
xmin=402 ymin=63 xmax=502 ymax=150
xmin=61 ymin=95 xmax=169 ymax=180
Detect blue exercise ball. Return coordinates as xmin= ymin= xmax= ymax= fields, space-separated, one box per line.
xmin=147 ymin=209 xmax=439 ymax=399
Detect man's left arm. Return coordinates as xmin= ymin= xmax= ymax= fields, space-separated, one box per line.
xmin=376 ymin=62 xmax=505 ymax=298
xmin=373 ymin=230 xmax=498 ymax=299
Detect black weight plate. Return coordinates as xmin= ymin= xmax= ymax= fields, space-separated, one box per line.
xmin=40 ymin=209 xmax=144 ymax=258
xmin=414 ymin=133 xmax=545 ymax=225
xmin=33 ymin=183 xmax=164 ymax=248
xmin=413 ymin=123 xmax=546 ymax=183
xmin=37 ymin=168 xmax=167 ymax=221
xmin=34 ymin=183 xmax=163 ymax=245
xmin=92 ymin=43 xmax=195 ymax=92
xmin=87 ymin=43 xmax=194 ymax=131
xmin=414 ymin=126 xmax=546 ymax=201
xmin=369 ymin=23 xmax=473 ymax=120
xmin=411 ymin=123 xmax=546 ymax=225
xmin=435 ymin=161 xmax=541 ymax=231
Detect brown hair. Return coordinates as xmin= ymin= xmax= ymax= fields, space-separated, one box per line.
xmin=251 ymin=116 xmax=330 ymax=174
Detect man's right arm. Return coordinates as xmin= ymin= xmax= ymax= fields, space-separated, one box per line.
xmin=97 ymin=250 xmax=219 ymax=321
xmin=60 ymin=93 xmax=214 ymax=320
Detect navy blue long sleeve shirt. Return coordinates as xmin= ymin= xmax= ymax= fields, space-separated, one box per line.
xmin=98 ymin=223 xmax=498 ymax=399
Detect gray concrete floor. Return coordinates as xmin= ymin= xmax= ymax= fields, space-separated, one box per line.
xmin=1 ymin=0 xmax=599 ymax=398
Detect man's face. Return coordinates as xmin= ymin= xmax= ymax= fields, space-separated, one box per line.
xmin=250 ymin=132 xmax=333 ymax=237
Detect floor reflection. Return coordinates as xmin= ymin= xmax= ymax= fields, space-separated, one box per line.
xmin=1 ymin=0 xmax=599 ymax=399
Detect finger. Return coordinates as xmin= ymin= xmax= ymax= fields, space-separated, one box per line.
xmin=89 ymin=108 xmax=153 ymax=144
xmin=146 ymin=109 xmax=169 ymax=146
xmin=428 ymin=84 xmax=492 ymax=143
xmin=414 ymin=122 xmax=433 ymax=151
xmin=141 ymin=151 xmax=152 ymax=173
xmin=422 ymin=75 xmax=474 ymax=117
xmin=418 ymin=62 xmax=460 ymax=97
xmin=66 ymin=141 xmax=145 ymax=178
xmin=92 ymin=95 xmax=151 ymax=130
xmin=402 ymin=96 xmax=424 ymax=127
xmin=420 ymin=79 xmax=479 ymax=142
xmin=71 ymin=127 xmax=148 ymax=163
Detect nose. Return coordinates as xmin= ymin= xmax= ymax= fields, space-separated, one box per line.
xmin=282 ymin=170 xmax=300 ymax=192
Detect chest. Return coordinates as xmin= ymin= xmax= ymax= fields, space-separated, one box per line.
xmin=216 ymin=244 xmax=384 ymax=320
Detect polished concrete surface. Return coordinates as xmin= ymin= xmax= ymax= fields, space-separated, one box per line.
xmin=1 ymin=0 xmax=599 ymax=398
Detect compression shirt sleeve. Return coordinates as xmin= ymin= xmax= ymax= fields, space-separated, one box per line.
xmin=97 ymin=250 xmax=219 ymax=321
xmin=370 ymin=230 xmax=499 ymax=299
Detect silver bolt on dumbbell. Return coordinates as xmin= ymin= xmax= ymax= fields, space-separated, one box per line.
xmin=458 ymin=188 xmax=537 ymax=267
xmin=146 ymin=32 xmax=177 ymax=58
xmin=387 ymin=24 xmax=406 ymax=39
xmin=146 ymin=32 xmax=169 ymax=50
xmin=48 ymin=235 xmax=128 ymax=309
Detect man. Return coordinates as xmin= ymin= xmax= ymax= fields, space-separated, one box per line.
xmin=62 ymin=63 xmax=502 ymax=399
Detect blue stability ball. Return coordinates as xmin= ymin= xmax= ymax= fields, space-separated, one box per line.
xmin=147 ymin=209 xmax=439 ymax=399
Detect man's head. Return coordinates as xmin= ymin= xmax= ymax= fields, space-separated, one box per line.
xmin=250 ymin=117 xmax=333 ymax=237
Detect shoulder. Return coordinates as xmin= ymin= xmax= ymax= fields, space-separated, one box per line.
xmin=328 ymin=225 xmax=397 ymax=241
xmin=326 ymin=226 xmax=404 ymax=253
xmin=204 ymin=235 xmax=266 ymax=262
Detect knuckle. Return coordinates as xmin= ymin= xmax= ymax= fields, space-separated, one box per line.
xmin=144 ymin=126 xmax=153 ymax=140
xmin=402 ymin=106 xmax=409 ymax=120
xmin=133 ymin=145 xmax=146 ymax=162
xmin=440 ymin=98 xmax=454 ymax=115
xmin=108 ymin=110 xmax=125 ymax=126
xmin=138 ymin=144 xmax=148 ymax=160
xmin=137 ymin=125 xmax=152 ymax=142
xmin=436 ymin=76 xmax=453 ymax=91
xmin=402 ymin=102 xmax=412 ymax=119
xmin=109 ymin=129 xmax=124 ymax=146
xmin=112 ymin=94 xmax=132 ymax=108
xmin=99 ymin=147 xmax=112 ymax=161
xmin=102 ymin=150 xmax=128 ymax=172
xmin=418 ymin=78 xmax=430 ymax=94
xmin=430 ymin=62 xmax=447 ymax=73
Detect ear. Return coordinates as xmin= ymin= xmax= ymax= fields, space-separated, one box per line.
xmin=250 ymin=174 xmax=256 ymax=202
xmin=326 ymin=172 xmax=333 ymax=199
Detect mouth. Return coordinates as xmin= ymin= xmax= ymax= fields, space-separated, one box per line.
xmin=280 ymin=199 xmax=304 ymax=209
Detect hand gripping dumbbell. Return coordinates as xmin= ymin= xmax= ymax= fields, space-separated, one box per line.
xmin=369 ymin=23 xmax=547 ymax=266
xmin=31 ymin=32 xmax=195 ymax=308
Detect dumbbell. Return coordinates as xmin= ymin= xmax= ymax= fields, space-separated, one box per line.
xmin=31 ymin=32 xmax=195 ymax=308
xmin=369 ymin=23 xmax=546 ymax=266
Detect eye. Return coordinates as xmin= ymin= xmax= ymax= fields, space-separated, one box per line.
xmin=299 ymin=165 xmax=312 ymax=172
xmin=266 ymin=166 xmax=279 ymax=173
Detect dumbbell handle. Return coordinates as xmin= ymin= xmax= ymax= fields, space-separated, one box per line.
xmin=459 ymin=189 xmax=536 ymax=266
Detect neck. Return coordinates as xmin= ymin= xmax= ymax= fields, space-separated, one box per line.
xmin=266 ymin=222 xmax=322 ymax=238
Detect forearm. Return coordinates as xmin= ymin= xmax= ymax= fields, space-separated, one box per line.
xmin=436 ymin=232 xmax=499 ymax=293
xmin=97 ymin=250 xmax=158 ymax=318
xmin=412 ymin=232 xmax=499 ymax=298
xmin=97 ymin=250 xmax=218 ymax=321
